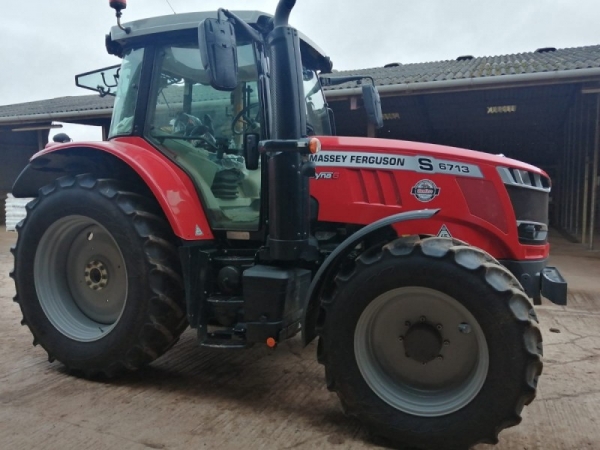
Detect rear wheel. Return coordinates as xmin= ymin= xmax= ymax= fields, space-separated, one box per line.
xmin=11 ymin=175 xmax=187 ymax=377
xmin=319 ymin=237 xmax=543 ymax=450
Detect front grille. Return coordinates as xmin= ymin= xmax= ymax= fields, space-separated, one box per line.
xmin=497 ymin=167 xmax=551 ymax=191
xmin=505 ymin=185 xmax=549 ymax=224
xmin=498 ymin=167 xmax=550 ymax=245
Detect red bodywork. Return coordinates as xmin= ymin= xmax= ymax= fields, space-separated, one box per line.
xmin=35 ymin=137 xmax=213 ymax=240
xmin=31 ymin=135 xmax=548 ymax=261
xmin=309 ymin=136 xmax=549 ymax=261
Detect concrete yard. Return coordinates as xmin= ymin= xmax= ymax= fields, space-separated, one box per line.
xmin=1 ymin=227 xmax=599 ymax=450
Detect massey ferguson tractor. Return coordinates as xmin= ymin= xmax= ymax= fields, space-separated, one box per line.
xmin=10 ymin=1 xmax=567 ymax=448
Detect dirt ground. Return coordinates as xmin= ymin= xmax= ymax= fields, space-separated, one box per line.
xmin=1 ymin=227 xmax=599 ymax=450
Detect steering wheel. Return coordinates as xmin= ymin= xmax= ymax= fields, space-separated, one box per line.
xmin=173 ymin=113 xmax=218 ymax=152
xmin=231 ymin=103 xmax=260 ymax=136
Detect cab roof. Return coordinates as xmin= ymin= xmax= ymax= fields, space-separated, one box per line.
xmin=109 ymin=10 xmax=331 ymax=71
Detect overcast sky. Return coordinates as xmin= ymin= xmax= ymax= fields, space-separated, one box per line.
xmin=1 ymin=0 xmax=599 ymax=140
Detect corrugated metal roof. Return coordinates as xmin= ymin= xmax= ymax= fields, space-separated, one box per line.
xmin=328 ymin=44 xmax=600 ymax=90
xmin=1 ymin=44 xmax=599 ymax=121
xmin=0 ymin=95 xmax=114 ymax=119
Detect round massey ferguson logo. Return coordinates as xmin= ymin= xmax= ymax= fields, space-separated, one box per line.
xmin=411 ymin=179 xmax=440 ymax=202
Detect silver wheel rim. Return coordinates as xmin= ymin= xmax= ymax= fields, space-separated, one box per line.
xmin=355 ymin=287 xmax=489 ymax=417
xmin=34 ymin=215 xmax=128 ymax=342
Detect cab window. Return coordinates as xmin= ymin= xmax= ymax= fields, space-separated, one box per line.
xmin=146 ymin=43 xmax=262 ymax=231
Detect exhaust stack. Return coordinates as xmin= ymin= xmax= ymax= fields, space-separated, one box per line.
xmin=266 ymin=0 xmax=311 ymax=260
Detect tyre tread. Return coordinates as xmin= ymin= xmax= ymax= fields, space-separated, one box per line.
xmin=12 ymin=175 xmax=187 ymax=378
xmin=318 ymin=236 xmax=543 ymax=449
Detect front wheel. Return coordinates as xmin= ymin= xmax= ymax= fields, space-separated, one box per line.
xmin=11 ymin=175 xmax=187 ymax=377
xmin=319 ymin=237 xmax=543 ymax=450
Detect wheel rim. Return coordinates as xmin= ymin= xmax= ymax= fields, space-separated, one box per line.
xmin=34 ymin=216 xmax=128 ymax=342
xmin=354 ymin=286 xmax=489 ymax=417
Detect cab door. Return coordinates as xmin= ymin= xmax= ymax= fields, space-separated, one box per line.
xmin=145 ymin=42 xmax=263 ymax=232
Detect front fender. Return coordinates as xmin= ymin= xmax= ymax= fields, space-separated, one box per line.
xmin=12 ymin=137 xmax=213 ymax=241
xmin=301 ymin=208 xmax=439 ymax=346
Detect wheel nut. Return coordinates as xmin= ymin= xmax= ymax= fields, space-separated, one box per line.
xmin=419 ymin=316 xmax=426 ymax=323
xmin=437 ymin=355 xmax=443 ymax=361
xmin=458 ymin=323 xmax=472 ymax=334
xmin=398 ymin=336 xmax=404 ymax=342
xmin=436 ymin=324 xmax=443 ymax=330
xmin=444 ymin=340 xmax=450 ymax=346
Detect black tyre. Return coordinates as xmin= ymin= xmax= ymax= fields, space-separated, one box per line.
xmin=319 ymin=236 xmax=543 ymax=450
xmin=11 ymin=175 xmax=187 ymax=377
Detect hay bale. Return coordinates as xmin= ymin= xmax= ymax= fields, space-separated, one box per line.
xmin=5 ymin=193 xmax=34 ymax=231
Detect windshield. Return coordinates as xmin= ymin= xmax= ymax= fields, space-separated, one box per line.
xmin=108 ymin=48 xmax=144 ymax=137
xmin=303 ymin=68 xmax=332 ymax=136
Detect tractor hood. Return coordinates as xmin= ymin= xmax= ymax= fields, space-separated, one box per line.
xmin=314 ymin=136 xmax=547 ymax=177
xmin=308 ymin=135 xmax=551 ymax=261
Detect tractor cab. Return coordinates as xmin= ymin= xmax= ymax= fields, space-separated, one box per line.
xmin=78 ymin=11 xmax=333 ymax=233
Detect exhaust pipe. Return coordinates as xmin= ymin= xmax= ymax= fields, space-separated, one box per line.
xmin=273 ymin=0 xmax=296 ymax=27
xmin=266 ymin=0 xmax=311 ymax=261
xmin=268 ymin=0 xmax=303 ymax=140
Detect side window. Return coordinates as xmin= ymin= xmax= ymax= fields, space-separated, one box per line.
xmin=146 ymin=44 xmax=262 ymax=231
xmin=302 ymin=68 xmax=332 ymax=136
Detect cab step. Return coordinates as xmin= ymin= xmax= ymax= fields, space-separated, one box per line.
xmin=199 ymin=328 xmax=249 ymax=349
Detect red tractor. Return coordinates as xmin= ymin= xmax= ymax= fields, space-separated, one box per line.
xmin=11 ymin=1 xmax=567 ymax=448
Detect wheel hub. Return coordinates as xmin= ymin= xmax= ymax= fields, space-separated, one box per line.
xmin=34 ymin=217 xmax=128 ymax=341
xmin=85 ymin=260 xmax=109 ymax=290
xmin=354 ymin=286 xmax=489 ymax=417
xmin=403 ymin=322 xmax=443 ymax=363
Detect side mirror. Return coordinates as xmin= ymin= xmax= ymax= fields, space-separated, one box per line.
xmin=362 ymin=84 xmax=383 ymax=129
xmin=76 ymin=65 xmax=121 ymax=97
xmin=199 ymin=18 xmax=238 ymax=91
xmin=244 ymin=133 xmax=260 ymax=170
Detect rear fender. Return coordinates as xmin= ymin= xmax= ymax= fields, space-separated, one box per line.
xmin=12 ymin=138 xmax=213 ymax=240
xmin=301 ymin=208 xmax=439 ymax=346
